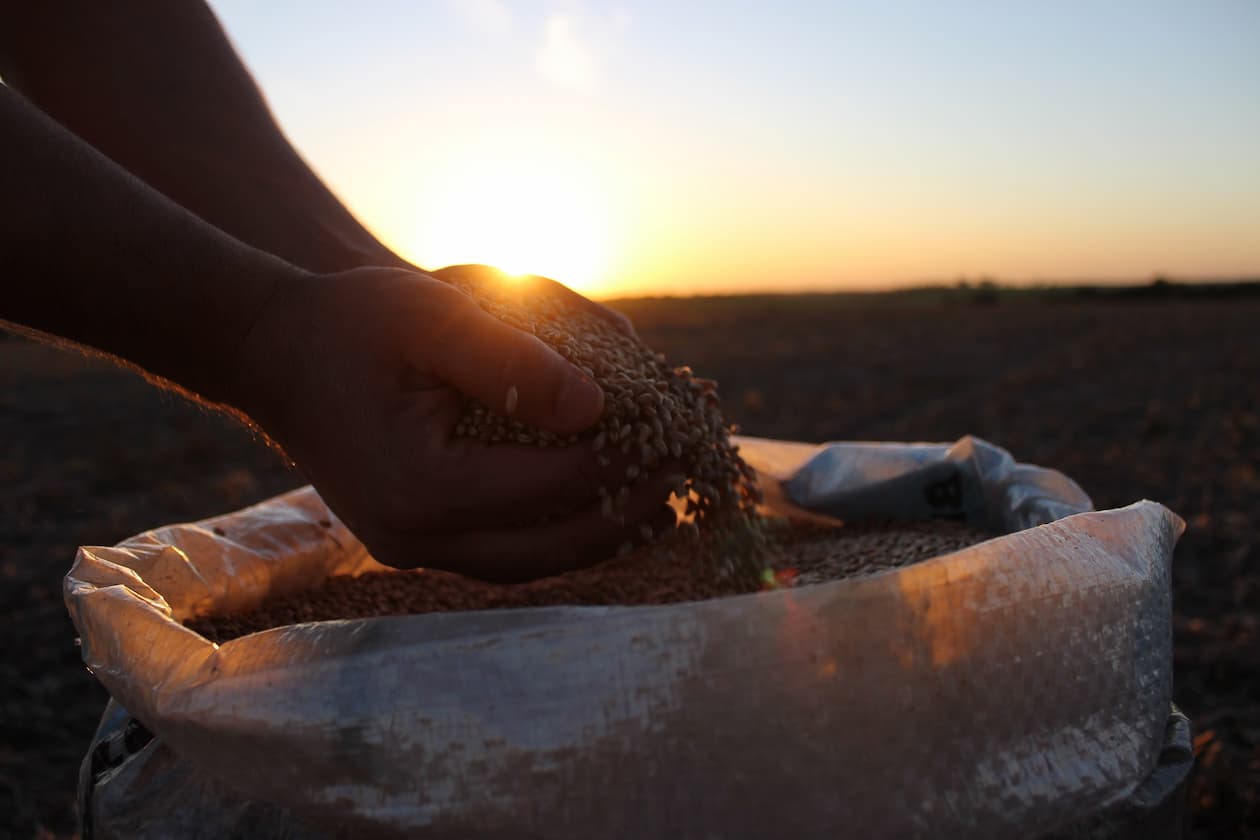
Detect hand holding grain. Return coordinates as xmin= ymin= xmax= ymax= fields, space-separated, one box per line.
xmin=235 ymin=267 xmax=678 ymax=581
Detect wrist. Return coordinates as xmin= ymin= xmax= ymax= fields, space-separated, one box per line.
xmin=220 ymin=262 xmax=314 ymax=436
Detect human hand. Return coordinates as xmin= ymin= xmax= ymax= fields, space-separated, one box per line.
xmin=234 ymin=266 xmax=677 ymax=581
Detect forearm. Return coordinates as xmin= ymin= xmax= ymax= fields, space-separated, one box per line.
xmin=0 ymin=0 xmax=405 ymax=274
xmin=1 ymin=84 xmax=304 ymax=411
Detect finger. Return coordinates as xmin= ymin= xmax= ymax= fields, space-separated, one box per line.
xmin=388 ymin=385 xmax=680 ymax=529
xmin=368 ymin=480 xmax=681 ymax=582
xmin=420 ymin=284 xmax=604 ymax=435
xmin=414 ymin=502 xmax=679 ymax=583
xmin=438 ymin=434 xmax=682 ymax=526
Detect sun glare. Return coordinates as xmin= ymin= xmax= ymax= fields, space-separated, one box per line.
xmin=410 ymin=147 xmax=613 ymax=296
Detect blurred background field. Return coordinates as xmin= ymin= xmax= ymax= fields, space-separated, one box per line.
xmin=2 ymin=286 xmax=1258 ymax=838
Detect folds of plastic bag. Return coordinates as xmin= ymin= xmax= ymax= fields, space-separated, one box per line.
xmin=67 ymin=436 xmax=1188 ymax=839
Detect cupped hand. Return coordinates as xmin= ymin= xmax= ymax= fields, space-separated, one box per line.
xmin=235 ymin=266 xmax=676 ymax=582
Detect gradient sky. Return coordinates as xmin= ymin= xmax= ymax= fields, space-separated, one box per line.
xmin=209 ymin=0 xmax=1260 ymax=298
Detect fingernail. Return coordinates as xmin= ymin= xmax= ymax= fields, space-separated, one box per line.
xmin=554 ymin=373 xmax=604 ymax=428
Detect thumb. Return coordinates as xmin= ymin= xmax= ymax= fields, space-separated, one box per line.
xmin=426 ymin=293 xmax=605 ymax=434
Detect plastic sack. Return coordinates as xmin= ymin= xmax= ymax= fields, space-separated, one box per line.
xmin=67 ymin=436 xmax=1188 ymax=839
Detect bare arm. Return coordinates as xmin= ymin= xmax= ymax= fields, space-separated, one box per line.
xmin=0 ymin=81 xmax=300 ymax=410
xmin=0 ymin=0 xmax=404 ymax=275
xmin=0 ymin=84 xmax=669 ymax=579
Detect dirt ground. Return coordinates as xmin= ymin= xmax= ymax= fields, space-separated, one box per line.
xmin=2 ymin=290 xmax=1257 ymax=838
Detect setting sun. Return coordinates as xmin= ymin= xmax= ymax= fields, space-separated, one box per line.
xmin=407 ymin=144 xmax=614 ymax=296
xmin=213 ymin=1 xmax=1260 ymax=295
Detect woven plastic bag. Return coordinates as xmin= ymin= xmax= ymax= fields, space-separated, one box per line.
xmin=67 ymin=436 xmax=1188 ymax=838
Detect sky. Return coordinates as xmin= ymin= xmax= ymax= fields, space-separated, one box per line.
xmin=208 ymin=0 xmax=1260 ymax=298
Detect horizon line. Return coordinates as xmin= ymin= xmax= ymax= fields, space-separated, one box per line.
xmin=591 ymin=274 xmax=1260 ymax=302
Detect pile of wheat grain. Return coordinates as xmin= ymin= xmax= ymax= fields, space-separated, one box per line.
xmin=185 ymin=519 xmax=993 ymax=644
xmin=442 ymin=268 xmax=767 ymax=582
